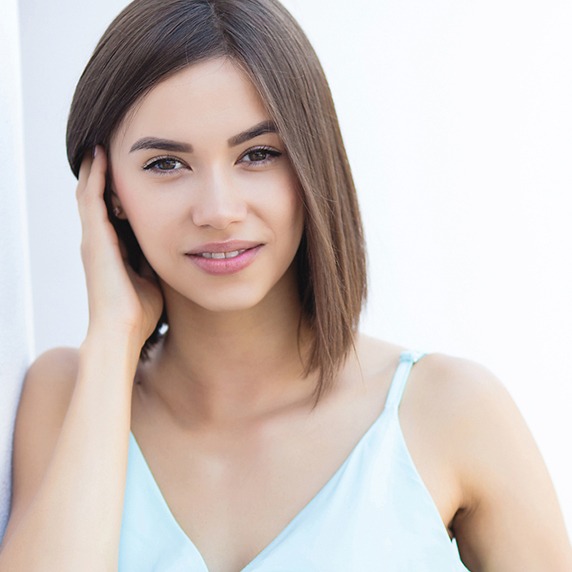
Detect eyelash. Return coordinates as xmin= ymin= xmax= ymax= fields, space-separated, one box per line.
xmin=142 ymin=155 xmax=186 ymax=175
xmin=238 ymin=146 xmax=282 ymax=166
xmin=141 ymin=146 xmax=282 ymax=175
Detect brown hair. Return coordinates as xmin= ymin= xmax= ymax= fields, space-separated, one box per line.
xmin=66 ymin=0 xmax=367 ymax=398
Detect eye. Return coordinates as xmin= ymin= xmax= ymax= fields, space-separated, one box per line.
xmin=142 ymin=156 xmax=187 ymax=174
xmin=238 ymin=146 xmax=282 ymax=167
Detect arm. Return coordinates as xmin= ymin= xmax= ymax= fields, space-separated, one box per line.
xmin=0 ymin=148 xmax=162 ymax=571
xmin=0 ymin=340 xmax=139 ymax=571
xmin=444 ymin=359 xmax=572 ymax=571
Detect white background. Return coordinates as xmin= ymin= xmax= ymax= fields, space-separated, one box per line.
xmin=0 ymin=0 xmax=33 ymax=537
xmin=18 ymin=0 xmax=571 ymax=534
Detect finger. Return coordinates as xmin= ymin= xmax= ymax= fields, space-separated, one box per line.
xmin=76 ymin=148 xmax=122 ymax=274
xmin=82 ymin=146 xmax=107 ymax=200
xmin=77 ymin=150 xmax=93 ymax=196
xmin=77 ymin=146 xmax=108 ymax=227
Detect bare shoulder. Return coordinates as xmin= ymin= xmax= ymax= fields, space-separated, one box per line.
xmin=408 ymin=353 xmax=572 ymax=570
xmin=408 ymin=352 xmax=510 ymax=418
xmin=356 ymin=336 xmax=505 ymax=413
xmin=18 ymin=346 xmax=80 ymax=429
xmin=5 ymin=347 xmax=80 ymax=541
xmin=23 ymin=345 xmax=80 ymax=388
xmin=405 ymin=352 xmax=537 ymax=490
xmin=15 ymin=346 xmax=80 ymax=468
xmin=408 ymin=352 xmax=537 ymax=476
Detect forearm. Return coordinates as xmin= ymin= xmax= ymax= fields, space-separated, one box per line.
xmin=0 ymin=331 xmax=140 ymax=571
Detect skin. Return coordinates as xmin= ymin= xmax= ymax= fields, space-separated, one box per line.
xmin=1 ymin=58 xmax=571 ymax=572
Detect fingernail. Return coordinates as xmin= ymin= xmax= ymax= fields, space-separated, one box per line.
xmin=92 ymin=146 xmax=98 ymax=158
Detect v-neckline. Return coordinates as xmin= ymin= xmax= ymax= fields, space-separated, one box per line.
xmin=128 ymin=401 xmax=394 ymax=571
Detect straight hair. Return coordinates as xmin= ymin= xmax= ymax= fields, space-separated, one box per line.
xmin=66 ymin=0 xmax=367 ymax=399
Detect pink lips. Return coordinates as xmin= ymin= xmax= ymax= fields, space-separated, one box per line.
xmin=186 ymin=241 xmax=263 ymax=275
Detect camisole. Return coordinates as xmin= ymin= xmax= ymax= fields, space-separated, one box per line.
xmin=118 ymin=351 xmax=469 ymax=571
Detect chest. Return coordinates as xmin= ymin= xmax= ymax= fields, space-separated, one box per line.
xmin=129 ymin=407 xmax=377 ymax=571
xmin=126 ymin=413 xmax=459 ymax=572
xmin=122 ymin=418 xmax=462 ymax=572
xmin=126 ymin=357 xmax=462 ymax=572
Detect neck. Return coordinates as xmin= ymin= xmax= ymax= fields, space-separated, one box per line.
xmin=142 ymin=274 xmax=316 ymax=426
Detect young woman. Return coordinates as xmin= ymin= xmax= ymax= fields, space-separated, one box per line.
xmin=1 ymin=0 xmax=570 ymax=570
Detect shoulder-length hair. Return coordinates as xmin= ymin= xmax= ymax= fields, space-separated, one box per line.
xmin=66 ymin=0 xmax=367 ymax=399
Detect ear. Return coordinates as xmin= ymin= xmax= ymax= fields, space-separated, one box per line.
xmin=110 ymin=190 xmax=127 ymax=220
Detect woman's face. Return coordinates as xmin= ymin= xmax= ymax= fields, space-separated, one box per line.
xmin=109 ymin=58 xmax=304 ymax=313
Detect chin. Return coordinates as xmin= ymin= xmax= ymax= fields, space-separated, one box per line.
xmin=161 ymin=259 xmax=299 ymax=316
xmin=170 ymin=281 xmax=276 ymax=315
xmin=194 ymin=294 xmax=267 ymax=314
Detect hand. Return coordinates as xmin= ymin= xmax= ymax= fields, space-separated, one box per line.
xmin=76 ymin=146 xmax=164 ymax=348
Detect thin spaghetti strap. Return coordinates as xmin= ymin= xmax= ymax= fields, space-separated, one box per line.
xmin=384 ymin=351 xmax=426 ymax=411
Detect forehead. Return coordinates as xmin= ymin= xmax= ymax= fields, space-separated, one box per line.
xmin=113 ymin=58 xmax=270 ymax=148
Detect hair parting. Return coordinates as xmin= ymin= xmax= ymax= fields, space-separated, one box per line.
xmin=67 ymin=0 xmax=367 ymax=398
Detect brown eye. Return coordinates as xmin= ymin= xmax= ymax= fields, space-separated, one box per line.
xmin=143 ymin=156 xmax=186 ymax=173
xmin=155 ymin=158 xmax=180 ymax=170
xmin=239 ymin=146 xmax=282 ymax=166
xmin=246 ymin=149 xmax=270 ymax=162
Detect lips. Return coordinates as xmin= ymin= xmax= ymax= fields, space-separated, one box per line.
xmin=185 ymin=240 xmax=263 ymax=275
xmin=187 ymin=240 xmax=262 ymax=256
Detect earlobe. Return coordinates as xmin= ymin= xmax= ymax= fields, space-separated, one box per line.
xmin=110 ymin=191 xmax=127 ymax=220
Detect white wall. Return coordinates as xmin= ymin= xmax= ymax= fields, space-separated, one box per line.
xmin=0 ymin=0 xmax=34 ymax=538
xmin=19 ymin=0 xmax=571 ymax=534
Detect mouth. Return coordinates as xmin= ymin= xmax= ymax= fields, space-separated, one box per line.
xmin=197 ymin=249 xmax=247 ymax=260
xmin=185 ymin=242 xmax=263 ymax=275
xmin=187 ymin=240 xmax=263 ymax=257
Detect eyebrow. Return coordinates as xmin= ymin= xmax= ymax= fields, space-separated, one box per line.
xmin=227 ymin=120 xmax=277 ymax=147
xmin=129 ymin=138 xmax=192 ymax=153
xmin=129 ymin=120 xmax=277 ymax=154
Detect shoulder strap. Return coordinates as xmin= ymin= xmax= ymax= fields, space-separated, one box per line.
xmin=384 ymin=351 xmax=426 ymax=411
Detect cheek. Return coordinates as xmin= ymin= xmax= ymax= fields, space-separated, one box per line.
xmin=113 ymin=170 xmax=164 ymax=225
xmin=112 ymin=173 xmax=172 ymax=256
xmin=257 ymin=188 xmax=303 ymax=245
xmin=266 ymin=170 xmax=304 ymax=235
xmin=112 ymin=170 xmax=143 ymax=217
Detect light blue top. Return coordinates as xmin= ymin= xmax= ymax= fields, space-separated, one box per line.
xmin=119 ymin=351 xmax=468 ymax=571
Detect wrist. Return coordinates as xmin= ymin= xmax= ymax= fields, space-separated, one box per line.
xmin=85 ymin=321 xmax=146 ymax=350
xmin=78 ymin=331 xmax=142 ymax=395
xmin=81 ymin=327 xmax=143 ymax=365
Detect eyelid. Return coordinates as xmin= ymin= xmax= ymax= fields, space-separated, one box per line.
xmin=238 ymin=145 xmax=282 ymax=163
xmin=142 ymin=154 xmax=189 ymax=172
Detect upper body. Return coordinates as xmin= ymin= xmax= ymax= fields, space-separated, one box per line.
xmin=5 ymin=336 xmax=571 ymax=571
xmin=114 ymin=349 xmax=547 ymax=571
xmin=1 ymin=1 xmax=571 ymax=571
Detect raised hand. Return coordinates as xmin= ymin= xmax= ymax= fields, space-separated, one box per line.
xmin=76 ymin=146 xmax=164 ymax=349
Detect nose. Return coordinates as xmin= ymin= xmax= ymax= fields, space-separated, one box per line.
xmin=190 ymin=169 xmax=247 ymax=230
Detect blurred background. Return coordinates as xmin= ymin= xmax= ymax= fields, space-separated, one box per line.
xmin=10 ymin=0 xmax=572 ymax=533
